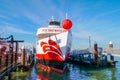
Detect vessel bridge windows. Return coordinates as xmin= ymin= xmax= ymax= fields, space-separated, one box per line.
xmin=49 ymin=21 xmax=60 ymax=26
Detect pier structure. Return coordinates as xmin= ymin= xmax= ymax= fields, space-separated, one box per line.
xmin=69 ymin=42 xmax=117 ymax=68
xmin=0 ymin=35 xmax=24 ymax=79
xmin=20 ymin=46 xmax=34 ymax=67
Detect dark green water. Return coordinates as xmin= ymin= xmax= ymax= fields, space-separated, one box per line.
xmin=12 ymin=57 xmax=120 ymax=80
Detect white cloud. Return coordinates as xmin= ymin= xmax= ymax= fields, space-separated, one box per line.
xmin=86 ymin=9 xmax=120 ymax=26
xmin=72 ymin=30 xmax=104 ymax=41
xmin=23 ymin=11 xmax=41 ymax=25
xmin=0 ymin=15 xmax=8 ymax=19
xmin=1 ymin=26 xmax=34 ymax=35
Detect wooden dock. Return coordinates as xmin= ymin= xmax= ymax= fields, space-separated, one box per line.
xmin=0 ymin=35 xmax=34 ymax=79
xmin=0 ymin=63 xmax=20 ymax=80
xmin=0 ymin=46 xmax=34 ymax=80
xmin=68 ymin=52 xmax=117 ymax=68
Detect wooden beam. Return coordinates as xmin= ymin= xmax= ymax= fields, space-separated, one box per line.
xmin=7 ymin=40 xmax=24 ymax=43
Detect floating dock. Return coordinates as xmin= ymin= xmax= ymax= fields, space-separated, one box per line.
xmin=68 ymin=42 xmax=117 ymax=68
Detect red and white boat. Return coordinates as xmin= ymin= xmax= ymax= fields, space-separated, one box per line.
xmin=35 ymin=18 xmax=72 ymax=73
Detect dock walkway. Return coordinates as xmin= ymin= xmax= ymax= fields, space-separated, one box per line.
xmin=0 ymin=63 xmax=20 ymax=80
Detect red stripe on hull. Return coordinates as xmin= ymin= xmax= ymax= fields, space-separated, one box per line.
xmin=37 ymin=40 xmax=64 ymax=61
xmin=36 ymin=53 xmax=64 ymax=61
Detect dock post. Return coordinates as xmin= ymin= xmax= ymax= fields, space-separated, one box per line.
xmin=5 ymin=54 xmax=8 ymax=67
xmin=15 ymin=42 xmax=18 ymax=64
xmin=21 ymin=46 xmax=26 ymax=66
xmin=10 ymin=36 xmax=14 ymax=64
xmin=0 ymin=46 xmax=1 ymax=70
xmin=94 ymin=42 xmax=98 ymax=64
xmin=8 ymin=72 xmax=11 ymax=80
xmin=10 ymin=44 xmax=13 ymax=64
xmin=30 ymin=49 xmax=33 ymax=64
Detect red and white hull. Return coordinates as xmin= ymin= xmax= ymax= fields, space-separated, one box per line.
xmin=36 ymin=30 xmax=71 ymax=72
xmin=35 ymin=19 xmax=72 ymax=73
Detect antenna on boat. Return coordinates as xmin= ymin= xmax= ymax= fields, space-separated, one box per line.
xmin=51 ymin=16 xmax=54 ymax=21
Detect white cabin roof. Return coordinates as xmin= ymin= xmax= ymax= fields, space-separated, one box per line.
xmin=36 ymin=27 xmax=67 ymax=39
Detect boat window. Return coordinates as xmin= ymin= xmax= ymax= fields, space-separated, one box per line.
xmin=49 ymin=21 xmax=60 ymax=26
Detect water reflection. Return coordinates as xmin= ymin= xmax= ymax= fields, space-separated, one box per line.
xmin=35 ymin=67 xmax=70 ymax=80
xmin=12 ymin=57 xmax=120 ymax=80
xmin=69 ymin=64 xmax=118 ymax=80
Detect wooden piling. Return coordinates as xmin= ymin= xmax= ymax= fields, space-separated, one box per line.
xmin=21 ymin=46 xmax=26 ymax=66
xmin=15 ymin=42 xmax=18 ymax=64
xmin=0 ymin=47 xmax=1 ymax=70
xmin=8 ymin=71 xmax=11 ymax=80
xmin=11 ymin=53 xmax=13 ymax=64
xmin=94 ymin=42 xmax=98 ymax=63
xmin=5 ymin=54 xmax=8 ymax=67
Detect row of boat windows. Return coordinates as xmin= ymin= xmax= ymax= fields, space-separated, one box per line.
xmin=49 ymin=21 xmax=60 ymax=26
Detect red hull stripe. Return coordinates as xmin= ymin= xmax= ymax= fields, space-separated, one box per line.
xmin=41 ymin=40 xmax=63 ymax=57
xmin=36 ymin=53 xmax=64 ymax=61
xmin=42 ymin=45 xmax=62 ymax=57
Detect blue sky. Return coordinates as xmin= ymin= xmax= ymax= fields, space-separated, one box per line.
xmin=0 ymin=0 xmax=120 ymax=49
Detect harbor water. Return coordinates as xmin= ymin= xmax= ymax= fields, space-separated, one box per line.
xmin=12 ymin=56 xmax=120 ymax=80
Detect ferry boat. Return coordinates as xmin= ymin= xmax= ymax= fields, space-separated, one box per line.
xmin=35 ymin=18 xmax=72 ymax=73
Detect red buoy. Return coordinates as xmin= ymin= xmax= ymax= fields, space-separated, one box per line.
xmin=62 ymin=19 xmax=72 ymax=30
